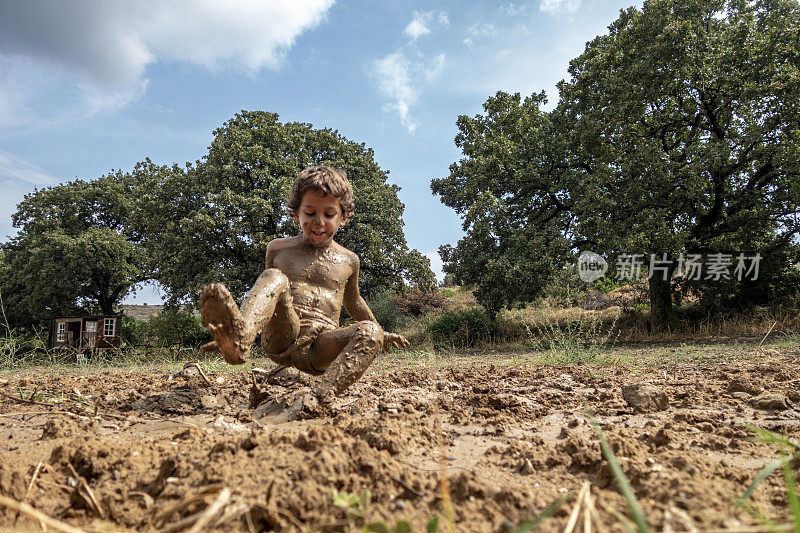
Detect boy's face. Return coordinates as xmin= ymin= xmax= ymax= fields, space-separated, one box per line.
xmin=293 ymin=190 xmax=346 ymax=247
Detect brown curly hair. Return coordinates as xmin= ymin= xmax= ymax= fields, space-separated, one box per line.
xmin=286 ymin=166 xmax=354 ymax=222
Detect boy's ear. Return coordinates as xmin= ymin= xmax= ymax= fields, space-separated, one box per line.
xmin=292 ymin=211 xmax=299 ymax=224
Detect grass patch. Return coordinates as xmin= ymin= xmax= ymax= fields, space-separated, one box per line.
xmin=737 ymin=425 xmax=800 ymax=529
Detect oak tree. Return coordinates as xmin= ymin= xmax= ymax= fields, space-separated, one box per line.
xmin=434 ymin=0 xmax=800 ymax=327
xmin=136 ymin=111 xmax=435 ymax=303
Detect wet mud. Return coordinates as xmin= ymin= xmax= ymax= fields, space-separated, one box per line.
xmin=1 ymin=349 xmax=799 ymax=531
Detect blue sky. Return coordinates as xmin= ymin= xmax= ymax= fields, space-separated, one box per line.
xmin=0 ymin=0 xmax=639 ymax=304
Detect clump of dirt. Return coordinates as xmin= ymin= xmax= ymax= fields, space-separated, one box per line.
xmin=339 ymin=409 xmax=449 ymax=455
xmin=1 ymin=350 xmax=799 ymax=531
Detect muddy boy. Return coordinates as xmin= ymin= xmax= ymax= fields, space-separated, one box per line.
xmin=199 ymin=165 xmax=409 ymax=399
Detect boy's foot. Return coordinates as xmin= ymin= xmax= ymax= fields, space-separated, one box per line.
xmin=199 ymin=283 xmax=250 ymax=365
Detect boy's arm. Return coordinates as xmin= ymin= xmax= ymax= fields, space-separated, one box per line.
xmin=343 ymin=255 xmax=377 ymax=322
xmin=343 ymin=256 xmax=409 ymax=349
xmin=265 ymin=239 xmax=278 ymax=268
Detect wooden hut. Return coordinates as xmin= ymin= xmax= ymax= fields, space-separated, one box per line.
xmin=51 ymin=315 xmax=122 ymax=353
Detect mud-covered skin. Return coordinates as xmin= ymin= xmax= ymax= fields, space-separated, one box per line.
xmin=200 ymin=190 xmax=409 ymax=395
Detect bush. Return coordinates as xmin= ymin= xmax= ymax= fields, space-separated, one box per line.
xmin=539 ymin=267 xmax=587 ymax=308
xmin=396 ymin=289 xmax=446 ymax=316
xmin=428 ymin=307 xmax=498 ymax=348
xmin=121 ymin=316 xmax=149 ymax=347
xmin=368 ymin=290 xmax=401 ymax=332
xmin=145 ymin=308 xmax=211 ymax=348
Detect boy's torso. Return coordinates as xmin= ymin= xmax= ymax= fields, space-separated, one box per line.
xmin=269 ymin=236 xmax=356 ymax=325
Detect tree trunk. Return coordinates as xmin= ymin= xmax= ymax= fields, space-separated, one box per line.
xmin=648 ymin=269 xmax=678 ymax=331
xmin=98 ymin=295 xmax=115 ymax=316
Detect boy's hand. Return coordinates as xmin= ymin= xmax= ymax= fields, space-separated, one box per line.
xmin=383 ymin=332 xmax=410 ymax=350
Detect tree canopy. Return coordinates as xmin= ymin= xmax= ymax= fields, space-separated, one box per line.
xmin=433 ymin=0 xmax=800 ymax=325
xmin=136 ymin=111 xmax=434 ymax=303
xmin=1 ymin=174 xmax=145 ymax=327
xmin=1 ymin=111 xmax=434 ymax=329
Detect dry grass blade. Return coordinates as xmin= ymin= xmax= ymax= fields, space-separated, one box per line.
xmin=585 ymin=492 xmax=608 ymax=533
xmin=758 ymin=321 xmax=778 ymax=346
xmin=185 ymin=487 xmax=230 ymax=533
xmin=128 ymin=491 xmax=155 ymax=511
xmin=154 ymin=493 xmax=214 ymax=527
xmin=272 ymin=505 xmax=311 ymax=531
xmin=67 ymin=462 xmax=106 ymax=519
xmin=23 ymin=461 xmax=43 ymax=503
xmin=211 ymin=500 xmax=250 ymax=528
xmin=0 ymin=494 xmax=87 ymax=533
xmin=171 ymin=362 xmax=211 ymax=384
xmin=583 ymin=490 xmax=592 ymax=533
xmin=667 ymin=505 xmax=697 ymax=532
xmin=598 ymin=500 xmax=637 ymax=533
xmin=389 ymin=474 xmax=424 ymax=497
xmin=699 ymin=524 xmax=795 ymax=533
xmin=564 ymin=481 xmax=590 ymax=533
xmin=158 ymin=510 xmax=207 ymax=533
xmin=0 ymin=389 xmax=54 ymax=406
xmin=0 ymin=410 xmax=92 ymax=420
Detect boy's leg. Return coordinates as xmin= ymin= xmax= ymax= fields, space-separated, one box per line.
xmin=200 ymin=268 xmax=299 ymax=364
xmin=308 ymin=321 xmax=384 ymax=396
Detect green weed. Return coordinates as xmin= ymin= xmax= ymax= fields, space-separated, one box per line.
xmin=586 ymin=408 xmax=650 ymax=533
xmin=737 ymin=425 xmax=800 ymax=529
xmin=369 ymin=290 xmax=402 ymax=332
xmin=427 ymin=307 xmax=497 ymax=348
xmin=530 ymin=308 xmax=618 ymax=365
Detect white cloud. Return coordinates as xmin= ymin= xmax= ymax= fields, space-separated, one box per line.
xmin=463 ymin=23 xmax=497 ymax=47
xmin=425 ymin=53 xmax=446 ymax=81
xmin=0 ymin=151 xmax=60 ymax=241
xmin=372 ymin=51 xmax=447 ymax=134
xmin=143 ymin=1 xmax=334 ymax=73
xmin=539 ymin=0 xmax=581 ymax=14
xmin=468 ymin=23 xmax=497 ymax=38
xmin=0 ymin=150 xmax=57 ymax=187
xmin=0 ymin=0 xmax=334 ymax=129
xmin=373 ymin=53 xmax=418 ymax=133
xmin=403 ymin=10 xmax=449 ymax=42
xmin=375 ymin=10 xmax=449 ymax=133
xmin=404 ymin=19 xmax=431 ymax=41
xmin=499 ymin=3 xmax=530 ymax=17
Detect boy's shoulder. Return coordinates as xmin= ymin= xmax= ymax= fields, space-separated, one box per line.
xmin=267 ymin=236 xmax=359 ymax=264
xmin=267 ymin=235 xmax=303 ymax=252
xmin=330 ymin=240 xmax=360 ymax=265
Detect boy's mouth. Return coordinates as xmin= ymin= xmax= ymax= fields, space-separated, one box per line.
xmin=311 ymin=230 xmax=327 ymax=240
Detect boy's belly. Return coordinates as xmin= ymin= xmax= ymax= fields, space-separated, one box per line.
xmin=290 ymin=285 xmax=343 ymax=327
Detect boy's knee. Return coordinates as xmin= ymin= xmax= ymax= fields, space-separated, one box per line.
xmin=356 ymin=321 xmax=383 ymax=347
xmin=261 ymin=268 xmax=290 ymax=292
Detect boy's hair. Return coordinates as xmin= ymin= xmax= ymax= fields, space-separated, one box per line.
xmin=287 ymin=165 xmax=355 ymax=222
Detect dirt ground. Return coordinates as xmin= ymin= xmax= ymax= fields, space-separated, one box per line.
xmin=0 ymin=343 xmax=799 ymax=532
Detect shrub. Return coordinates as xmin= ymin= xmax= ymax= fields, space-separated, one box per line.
xmin=440 ymin=288 xmax=456 ymax=298
xmin=147 ymin=308 xmax=211 ymax=348
xmin=539 ymin=267 xmax=587 ymax=308
xmin=428 ymin=307 xmax=498 ymax=348
xmin=396 ymin=289 xmax=446 ymax=316
xmin=121 ymin=316 xmax=149 ymax=347
xmin=367 ymin=290 xmax=401 ymax=332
